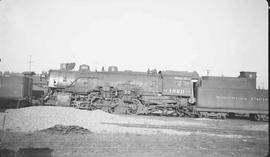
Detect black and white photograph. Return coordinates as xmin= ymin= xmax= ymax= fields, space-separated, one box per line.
xmin=0 ymin=0 xmax=268 ymax=156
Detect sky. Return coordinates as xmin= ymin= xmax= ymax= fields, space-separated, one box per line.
xmin=0 ymin=0 xmax=268 ymax=88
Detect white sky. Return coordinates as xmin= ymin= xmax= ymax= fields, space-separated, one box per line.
xmin=0 ymin=0 xmax=268 ymax=88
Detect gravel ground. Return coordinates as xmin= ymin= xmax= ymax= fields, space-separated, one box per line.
xmin=0 ymin=106 xmax=268 ymax=157
xmin=0 ymin=106 xmax=211 ymax=135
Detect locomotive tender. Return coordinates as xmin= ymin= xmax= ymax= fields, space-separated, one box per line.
xmin=43 ymin=63 xmax=268 ymax=120
xmin=196 ymin=72 xmax=268 ymax=120
xmin=0 ymin=72 xmax=33 ymax=108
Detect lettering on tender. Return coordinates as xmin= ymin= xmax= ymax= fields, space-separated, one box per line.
xmin=216 ymin=96 xmax=268 ymax=101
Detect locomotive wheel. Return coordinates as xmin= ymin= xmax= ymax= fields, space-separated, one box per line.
xmin=111 ymin=98 xmax=130 ymax=114
xmin=197 ymin=112 xmax=204 ymax=118
xmin=128 ymin=103 xmax=138 ymax=114
xmin=101 ymin=106 xmax=112 ymax=113
xmin=15 ymin=100 xmax=29 ymax=108
xmin=160 ymin=108 xmax=168 ymax=116
xmin=19 ymin=100 xmax=30 ymax=108
xmin=177 ymin=111 xmax=185 ymax=117
xmin=110 ymin=98 xmax=122 ymax=108
xmin=128 ymin=99 xmax=141 ymax=114
xmin=114 ymin=106 xmax=129 ymax=114
xmin=16 ymin=100 xmax=21 ymax=108
xmin=132 ymin=99 xmax=149 ymax=115
xmin=71 ymin=101 xmax=90 ymax=109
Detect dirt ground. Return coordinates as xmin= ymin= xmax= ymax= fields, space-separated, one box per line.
xmin=0 ymin=114 xmax=268 ymax=157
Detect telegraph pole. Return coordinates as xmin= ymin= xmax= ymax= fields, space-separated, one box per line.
xmin=28 ymin=55 xmax=33 ymax=71
xmin=206 ymin=69 xmax=210 ymax=76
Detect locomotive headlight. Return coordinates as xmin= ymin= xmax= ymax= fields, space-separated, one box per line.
xmin=191 ymin=79 xmax=198 ymax=82
xmin=188 ymin=97 xmax=196 ymax=104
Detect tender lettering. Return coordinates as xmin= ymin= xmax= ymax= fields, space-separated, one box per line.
xmin=216 ymin=96 xmax=268 ymax=102
xmin=251 ymin=97 xmax=268 ymax=101
xmin=163 ymin=88 xmax=190 ymax=94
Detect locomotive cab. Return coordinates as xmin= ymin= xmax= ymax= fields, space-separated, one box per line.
xmin=161 ymin=71 xmax=200 ymax=105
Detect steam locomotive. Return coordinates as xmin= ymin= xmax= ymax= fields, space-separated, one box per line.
xmin=42 ymin=63 xmax=268 ymax=120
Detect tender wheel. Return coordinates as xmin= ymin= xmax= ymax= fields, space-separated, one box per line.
xmin=228 ymin=113 xmax=235 ymax=118
xmin=221 ymin=113 xmax=227 ymax=119
xmin=200 ymin=112 xmax=208 ymax=118
xmin=217 ymin=113 xmax=221 ymax=119
xmin=250 ymin=114 xmax=261 ymax=121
